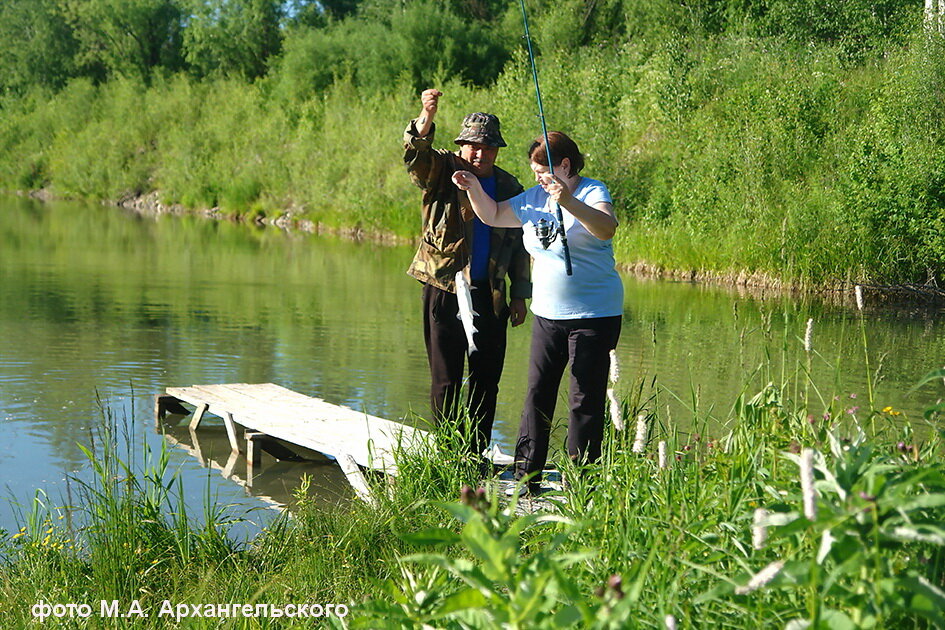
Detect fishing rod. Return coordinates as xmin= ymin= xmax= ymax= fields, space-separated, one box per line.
xmin=518 ymin=0 xmax=573 ymax=276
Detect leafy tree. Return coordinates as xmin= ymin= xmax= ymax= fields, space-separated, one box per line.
xmin=0 ymin=0 xmax=78 ymax=94
xmin=274 ymin=0 xmax=510 ymax=97
xmin=321 ymin=0 xmax=362 ymax=20
xmin=60 ymin=0 xmax=184 ymax=82
xmin=284 ymin=0 xmax=327 ymax=27
xmin=183 ymin=0 xmax=284 ymax=80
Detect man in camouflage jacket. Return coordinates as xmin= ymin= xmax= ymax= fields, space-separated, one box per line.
xmin=404 ymin=88 xmax=531 ymax=467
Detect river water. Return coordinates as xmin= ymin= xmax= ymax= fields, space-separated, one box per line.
xmin=1 ymin=196 xmax=943 ymax=534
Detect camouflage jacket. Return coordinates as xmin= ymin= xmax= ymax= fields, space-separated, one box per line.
xmin=403 ymin=119 xmax=531 ymax=318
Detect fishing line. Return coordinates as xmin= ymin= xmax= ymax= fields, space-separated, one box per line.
xmin=518 ymin=0 xmax=573 ymax=276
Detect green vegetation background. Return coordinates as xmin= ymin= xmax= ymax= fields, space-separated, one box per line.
xmin=2 ymin=0 xmax=945 ymax=286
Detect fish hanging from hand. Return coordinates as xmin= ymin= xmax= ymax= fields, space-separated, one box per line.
xmin=454 ymin=270 xmax=478 ymax=355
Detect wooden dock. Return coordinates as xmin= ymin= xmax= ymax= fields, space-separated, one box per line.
xmin=155 ymin=382 xmax=434 ymax=504
xmin=155 ymin=382 xmax=549 ymax=509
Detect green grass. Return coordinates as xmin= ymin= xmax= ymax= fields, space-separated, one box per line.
xmin=3 ymin=329 xmax=945 ymax=628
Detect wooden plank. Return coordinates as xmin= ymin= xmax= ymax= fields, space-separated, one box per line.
xmin=337 ymin=453 xmax=376 ymax=506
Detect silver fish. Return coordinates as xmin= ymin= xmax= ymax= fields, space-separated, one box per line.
xmin=454 ymin=270 xmax=478 ymax=354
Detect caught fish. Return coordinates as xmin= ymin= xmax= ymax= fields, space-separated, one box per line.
xmin=454 ymin=270 xmax=478 ymax=354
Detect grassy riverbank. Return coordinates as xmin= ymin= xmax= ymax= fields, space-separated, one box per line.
xmin=3 ymin=329 xmax=945 ymax=628
xmin=3 ymin=20 xmax=945 ymax=288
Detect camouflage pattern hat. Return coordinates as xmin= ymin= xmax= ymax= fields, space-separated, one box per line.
xmin=454 ymin=112 xmax=507 ymax=148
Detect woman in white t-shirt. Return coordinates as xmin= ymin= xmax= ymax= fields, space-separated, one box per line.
xmin=453 ymin=131 xmax=623 ymax=495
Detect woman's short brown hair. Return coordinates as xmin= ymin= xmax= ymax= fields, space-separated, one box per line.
xmin=528 ymin=131 xmax=585 ymax=176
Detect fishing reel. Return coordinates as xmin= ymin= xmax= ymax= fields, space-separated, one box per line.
xmin=534 ymin=218 xmax=559 ymax=250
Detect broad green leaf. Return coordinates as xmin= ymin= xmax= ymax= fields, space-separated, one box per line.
xmin=437 ymin=587 xmax=489 ymax=615
xmin=436 ymin=501 xmax=478 ymax=523
xmin=552 ymin=605 xmax=583 ymax=627
xmin=398 ymin=527 xmax=461 ymax=548
xmin=895 ymin=576 xmax=945 ymax=626
xmin=818 ymin=609 xmax=857 ymax=630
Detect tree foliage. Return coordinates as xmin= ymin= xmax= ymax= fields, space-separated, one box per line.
xmin=0 ymin=0 xmax=78 ymax=94
xmin=59 ymin=0 xmax=184 ymax=81
xmin=182 ymin=0 xmax=284 ymax=80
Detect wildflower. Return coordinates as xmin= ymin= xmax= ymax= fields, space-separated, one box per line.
xmin=607 ymin=574 xmax=624 ymax=599
xmin=800 ymin=448 xmax=818 ymax=520
xmin=855 ymin=285 xmax=864 ymax=310
xmin=11 ymin=532 xmax=25 ymax=540
xmin=632 ymin=415 xmax=647 ymax=454
xmin=803 ymin=318 xmax=813 ymax=353
xmin=735 ymin=560 xmax=785 ymax=595
xmin=608 ymin=389 xmax=624 ymax=431
xmin=789 ymin=440 xmax=801 ymax=454
xmin=849 ymin=393 xmax=857 ymax=399
xmin=846 ymin=406 xmax=859 ymax=415
xmin=752 ymin=508 xmax=768 ymax=550
xmin=608 ymin=349 xmax=620 ymax=384
xmin=658 ymin=441 xmax=668 ymax=469
xmin=883 ymin=406 xmax=893 ymax=413
xmin=665 ymin=615 xmax=678 ymax=630
xmin=459 ymin=485 xmax=476 ymax=506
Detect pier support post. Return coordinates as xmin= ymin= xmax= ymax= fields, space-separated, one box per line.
xmin=246 ymin=431 xmax=264 ymax=487
xmin=222 ymin=411 xmax=240 ymax=454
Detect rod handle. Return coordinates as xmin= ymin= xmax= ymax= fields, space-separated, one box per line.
xmin=560 ymin=229 xmax=573 ymax=276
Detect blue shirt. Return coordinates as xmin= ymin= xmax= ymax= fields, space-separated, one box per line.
xmin=508 ymin=177 xmax=623 ymax=319
xmin=470 ymin=176 xmax=496 ymax=281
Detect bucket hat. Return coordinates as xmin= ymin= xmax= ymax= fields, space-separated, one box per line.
xmin=454 ymin=112 xmax=507 ymax=148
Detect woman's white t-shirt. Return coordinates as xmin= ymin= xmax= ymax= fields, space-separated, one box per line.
xmin=507 ymin=177 xmax=624 ymax=320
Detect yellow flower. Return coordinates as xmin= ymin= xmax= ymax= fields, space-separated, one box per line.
xmin=882 ymin=406 xmax=893 ymax=413
xmin=11 ymin=532 xmax=25 ymax=540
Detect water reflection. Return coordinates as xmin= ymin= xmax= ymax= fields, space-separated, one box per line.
xmin=1 ymin=195 xmax=943 ymax=533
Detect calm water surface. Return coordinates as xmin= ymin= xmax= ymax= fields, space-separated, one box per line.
xmin=1 ymin=196 xmax=943 ymax=533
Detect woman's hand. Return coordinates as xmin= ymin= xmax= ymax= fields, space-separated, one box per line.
xmin=452 ymin=170 xmax=478 ymax=191
xmin=537 ymin=172 xmax=575 ymax=206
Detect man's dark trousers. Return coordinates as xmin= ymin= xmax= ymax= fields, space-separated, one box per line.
xmin=422 ymin=280 xmax=507 ymax=458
